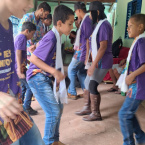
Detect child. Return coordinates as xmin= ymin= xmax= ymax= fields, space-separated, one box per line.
xmin=107 ymin=59 xmax=126 ymax=93
xmin=118 ymin=14 xmax=145 ymax=145
xmin=27 ymin=5 xmax=74 ymax=145
xmin=67 ymin=2 xmax=93 ymax=100
xmin=43 ymin=14 xmax=52 ymax=33
xmin=0 ymin=0 xmax=44 ymax=145
xmin=18 ymin=2 xmax=51 ymax=62
xmin=14 ymin=22 xmax=38 ymax=115
xmin=76 ymin=1 xmax=113 ymax=121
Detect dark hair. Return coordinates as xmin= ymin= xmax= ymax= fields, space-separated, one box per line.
xmin=74 ymin=17 xmax=78 ymax=21
xmin=37 ymin=2 xmax=51 ymax=13
xmin=74 ymin=2 xmax=86 ymax=13
xmin=53 ymin=5 xmax=74 ymax=26
xmin=47 ymin=14 xmax=52 ymax=20
xmin=91 ymin=10 xmax=106 ymax=24
xmin=22 ymin=22 xmax=36 ymax=32
xmin=131 ymin=14 xmax=145 ymax=29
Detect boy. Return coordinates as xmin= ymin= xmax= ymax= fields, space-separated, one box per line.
xmin=14 ymin=22 xmax=38 ymax=115
xmin=43 ymin=14 xmax=52 ymax=33
xmin=27 ymin=5 xmax=74 ymax=145
xmin=68 ymin=2 xmax=93 ymax=100
xmin=118 ymin=14 xmax=145 ymax=145
xmin=17 ymin=1 xmax=51 ymax=113
xmin=0 ymin=0 xmax=44 ymax=145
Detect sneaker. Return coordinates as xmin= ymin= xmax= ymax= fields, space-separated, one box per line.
xmin=68 ymin=93 xmax=78 ymax=100
xmin=26 ymin=107 xmax=38 ymax=115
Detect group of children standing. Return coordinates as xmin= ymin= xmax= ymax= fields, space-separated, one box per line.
xmin=0 ymin=0 xmax=145 ymax=145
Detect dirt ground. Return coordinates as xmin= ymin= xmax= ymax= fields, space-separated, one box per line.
xmin=31 ymin=83 xmax=145 ymax=145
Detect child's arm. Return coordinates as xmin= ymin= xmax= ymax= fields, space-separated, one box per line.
xmin=126 ymin=63 xmax=145 ymax=85
xmin=0 ymin=92 xmax=23 ymax=122
xmin=85 ymin=39 xmax=90 ymax=65
xmin=30 ymin=54 xmax=65 ymax=83
xmin=16 ymin=50 xmax=25 ymax=79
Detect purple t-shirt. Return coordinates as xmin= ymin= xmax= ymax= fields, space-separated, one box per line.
xmin=27 ymin=30 xmax=56 ymax=81
xmin=89 ymin=20 xmax=113 ymax=69
xmin=14 ymin=34 xmax=27 ymax=71
xmin=128 ymin=38 xmax=145 ymax=100
xmin=73 ymin=16 xmax=93 ymax=62
xmin=0 ymin=20 xmax=20 ymax=95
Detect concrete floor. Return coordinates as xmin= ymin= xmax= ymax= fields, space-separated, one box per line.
xmin=31 ymin=83 xmax=145 ymax=145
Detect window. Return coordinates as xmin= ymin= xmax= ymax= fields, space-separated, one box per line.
xmin=125 ymin=0 xmax=142 ymax=38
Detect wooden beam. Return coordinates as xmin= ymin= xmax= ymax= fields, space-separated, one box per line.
xmin=58 ymin=0 xmax=60 ymax=5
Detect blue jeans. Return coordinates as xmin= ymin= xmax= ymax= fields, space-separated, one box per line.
xmin=28 ymin=73 xmax=63 ymax=145
xmin=19 ymin=79 xmax=33 ymax=109
xmin=68 ymin=58 xmax=86 ymax=96
xmin=118 ymin=96 xmax=145 ymax=145
xmin=11 ymin=123 xmax=44 ymax=145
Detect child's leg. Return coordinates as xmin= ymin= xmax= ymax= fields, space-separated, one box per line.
xmin=22 ymin=79 xmax=37 ymax=115
xmin=19 ymin=79 xmax=27 ymax=103
xmin=107 ymin=69 xmax=118 ymax=92
xmin=118 ymin=96 xmax=143 ymax=145
xmin=133 ymin=116 xmax=145 ymax=144
xmin=23 ymin=82 xmax=33 ymax=109
xmin=28 ymin=73 xmax=61 ymax=145
xmin=113 ymin=68 xmax=120 ymax=80
xmin=77 ymin=62 xmax=86 ymax=90
xmin=68 ymin=58 xmax=82 ymax=96
xmin=109 ymin=68 xmax=117 ymax=85
xmin=53 ymin=100 xmax=64 ymax=142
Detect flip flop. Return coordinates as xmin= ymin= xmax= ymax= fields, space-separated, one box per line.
xmin=107 ymin=88 xmax=118 ymax=92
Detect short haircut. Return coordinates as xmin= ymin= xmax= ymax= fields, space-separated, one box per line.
xmin=22 ymin=22 xmax=36 ymax=32
xmin=47 ymin=14 xmax=52 ymax=20
xmin=37 ymin=2 xmax=51 ymax=13
xmin=53 ymin=5 xmax=74 ymax=26
xmin=131 ymin=14 xmax=145 ymax=26
xmin=74 ymin=2 xmax=86 ymax=13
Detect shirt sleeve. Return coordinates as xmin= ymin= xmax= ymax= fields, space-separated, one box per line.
xmin=82 ymin=19 xmax=93 ymax=39
xmin=33 ymin=36 xmax=56 ymax=61
xmin=98 ymin=23 xmax=111 ymax=42
xmin=137 ymin=38 xmax=145 ymax=66
xmin=15 ymin=36 xmax=26 ymax=51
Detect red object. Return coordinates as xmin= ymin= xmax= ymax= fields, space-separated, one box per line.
xmin=103 ymin=47 xmax=130 ymax=82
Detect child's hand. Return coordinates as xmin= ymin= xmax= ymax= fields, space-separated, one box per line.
xmin=0 ymin=93 xmax=23 ymax=122
xmin=53 ymin=70 xmax=65 ymax=83
xmin=125 ymin=73 xmax=135 ymax=85
xmin=17 ymin=70 xmax=25 ymax=79
xmin=87 ymin=63 xmax=97 ymax=76
xmin=28 ymin=45 xmax=36 ymax=53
